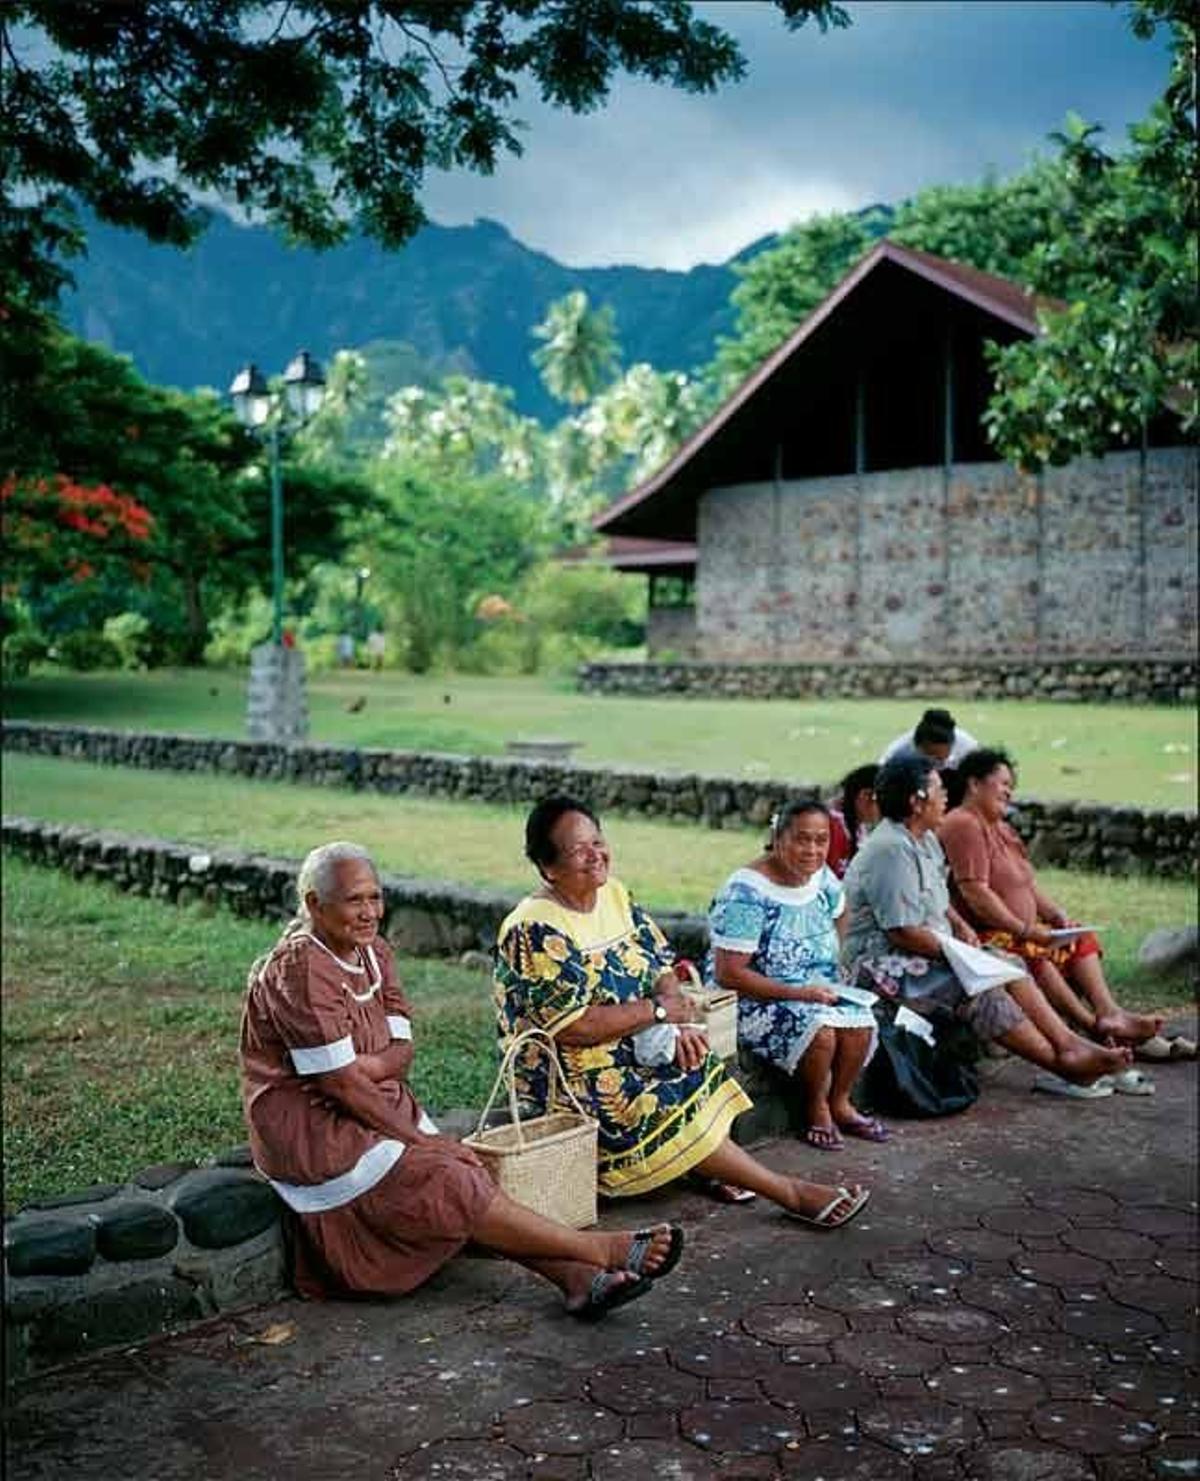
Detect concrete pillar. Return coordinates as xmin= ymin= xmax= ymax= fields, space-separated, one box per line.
xmin=247 ymin=643 xmax=309 ymax=744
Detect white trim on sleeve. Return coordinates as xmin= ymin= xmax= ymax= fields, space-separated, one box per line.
xmin=265 ymin=1138 xmax=406 ymax=1213
xmin=387 ymin=1014 xmax=413 ymax=1041
xmin=417 ymin=1111 xmax=438 ymax=1134
xmin=289 ymin=1035 xmax=356 ymax=1075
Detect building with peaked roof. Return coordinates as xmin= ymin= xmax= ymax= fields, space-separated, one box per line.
xmin=594 ymin=241 xmax=1194 ymax=663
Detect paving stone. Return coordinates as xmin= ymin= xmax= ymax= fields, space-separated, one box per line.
xmin=1012 ymin=1251 xmax=1112 ymax=1288
xmin=1151 ymin=1250 xmax=1198 ymax=1281
xmin=1118 ymin=1208 xmax=1198 ymax=1241
xmin=587 ymin=1362 xmax=702 ymax=1413
xmin=625 ymin=1412 xmax=679 ymax=1440
xmin=1060 ymin=1303 xmax=1166 ymax=1343
xmin=132 ymin=1160 xmax=198 ymax=1191
xmin=954 ymin=1275 xmax=1062 ymax=1329
xmin=1143 ymin=1330 xmax=1199 ymax=1368
xmin=743 ymin=1305 xmax=849 ymax=1346
xmin=714 ymin=1456 xmax=780 ymax=1478
xmin=1095 ymin=1457 xmax=1155 ymax=1481
xmin=1031 ymin=1401 xmax=1161 ymax=1454
xmin=392 ymin=1439 xmax=528 ymax=1479
xmin=800 ymin=1408 xmax=859 ymax=1441
xmin=1064 ymin=1228 xmax=1161 ymax=1263
xmin=1034 ymin=1188 xmax=1121 ymax=1223
xmin=927 ymin=1228 xmax=1019 ymax=1262
xmin=857 ymin=1400 xmax=981 ymax=1455
xmin=980 ymin=1411 xmax=1037 ymax=1441
xmin=992 ymin=1335 xmax=1111 ymax=1379
xmin=780 ymin=1345 xmax=834 ymax=1366
xmin=528 ymin=1458 xmax=587 ymax=1481
xmin=814 ymin=1278 xmax=910 ymax=1316
xmin=897 ymin=1305 xmax=1005 ymax=1347
xmin=960 ymin=1443 xmax=1093 ymax=1480
xmin=168 ymin=1168 xmax=280 ymax=1248
xmin=592 ymin=1438 xmax=720 ymax=1479
xmin=1151 ymin=1436 xmax=1200 ymax=1477
xmin=708 ymin=1377 xmax=764 ymax=1402
xmin=778 ymin=1436 xmax=912 ymax=1478
xmin=680 ymin=1400 xmax=802 ymax=1453
xmin=673 ymin=1335 xmax=782 ymax=1379
xmin=761 ymin=1363 xmax=877 ymax=1412
xmin=1099 ymin=1365 xmax=1200 ymax=1417
xmin=983 ymin=1208 xmax=1072 ymax=1238
xmin=868 ymin=1254 xmax=971 ymax=1290
xmin=912 ymin=1458 xmax=964 ymax=1481
xmin=926 ymin=1363 xmax=1047 ymax=1411
xmin=1105 ymin=1276 xmax=1196 ymax=1319
xmin=832 ymin=1332 xmax=941 ymax=1377
xmin=94 ymin=1200 xmax=180 ymax=1261
xmin=502 ymin=1399 xmax=621 ymax=1455
xmin=4 ymin=1212 xmax=97 ymax=1277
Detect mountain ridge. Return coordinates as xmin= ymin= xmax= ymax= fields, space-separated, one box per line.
xmin=61 ymin=211 xmax=779 ymax=424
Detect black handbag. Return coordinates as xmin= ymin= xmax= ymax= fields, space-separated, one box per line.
xmin=859 ymin=1003 xmax=980 ymax=1118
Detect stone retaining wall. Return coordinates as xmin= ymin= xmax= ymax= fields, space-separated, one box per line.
xmin=578 ymin=655 xmax=1198 ymax=704
xmin=3 ymin=721 xmax=1195 ymax=878
xmin=4 ymin=1153 xmax=286 ymax=1381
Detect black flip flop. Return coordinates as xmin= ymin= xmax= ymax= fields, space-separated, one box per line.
xmin=627 ymin=1223 xmax=685 ymax=1282
xmin=568 ymin=1271 xmax=653 ymax=1322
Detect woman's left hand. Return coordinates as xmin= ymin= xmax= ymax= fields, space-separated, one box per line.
xmin=674 ymin=1026 xmax=710 ymax=1072
xmin=952 ymin=920 xmax=981 ymax=948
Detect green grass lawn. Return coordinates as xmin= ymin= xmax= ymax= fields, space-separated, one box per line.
xmin=4 ymin=667 xmax=1197 ymax=806
xmin=1 ymin=858 xmax=497 ymax=1212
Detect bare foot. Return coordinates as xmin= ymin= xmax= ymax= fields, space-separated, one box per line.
xmin=782 ymin=1178 xmax=867 ymax=1220
xmin=596 ymin=1224 xmax=676 ymax=1277
xmin=1057 ymin=1039 xmax=1134 ymax=1084
xmin=1095 ymin=1009 xmax=1165 ymax=1045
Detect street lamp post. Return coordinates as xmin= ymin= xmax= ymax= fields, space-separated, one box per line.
xmin=354 ymin=565 xmax=372 ymax=643
xmin=228 ymin=350 xmax=326 ymax=742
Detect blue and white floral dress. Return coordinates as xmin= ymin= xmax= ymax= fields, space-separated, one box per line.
xmin=707 ymin=866 xmax=877 ymax=1075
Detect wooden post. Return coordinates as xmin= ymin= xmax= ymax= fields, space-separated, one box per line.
xmin=854 ymin=370 xmax=866 ymax=653
xmin=941 ymin=323 xmax=955 ymax=634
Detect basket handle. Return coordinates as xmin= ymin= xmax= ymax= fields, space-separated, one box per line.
xmin=473 ymin=1028 xmax=594 ymax=1148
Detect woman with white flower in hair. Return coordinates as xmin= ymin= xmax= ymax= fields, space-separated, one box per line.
xmin=240 ymin=841 xmax=687 ymax=1321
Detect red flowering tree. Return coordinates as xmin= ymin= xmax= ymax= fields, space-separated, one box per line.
xmin=2 ymin=474 xmax=154 ymax=585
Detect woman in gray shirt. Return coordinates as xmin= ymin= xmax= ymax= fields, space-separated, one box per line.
xmin=842 ymin=759 xmax=1132 ymax=1087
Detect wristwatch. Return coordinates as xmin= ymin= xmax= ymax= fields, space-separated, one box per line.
xmin=652 ymin=998 xmax=669 ymax=1023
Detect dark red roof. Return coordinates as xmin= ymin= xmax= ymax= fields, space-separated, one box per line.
xmin=558 ymin=536 xmax=696 ymax=572
xmin=595 ymin=240 xmax=1055 ymax=536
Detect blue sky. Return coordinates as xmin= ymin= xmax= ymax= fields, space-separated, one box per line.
xmin=421 ymin=0 xmax=1172 ymax=269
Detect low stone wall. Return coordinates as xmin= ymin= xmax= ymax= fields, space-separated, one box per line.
xmin=3 ymin=721 xmax=1195 ymax=878
xmin=578 ymin=655 xmax=1198 ymax=704
xmin=0 ymin=816 xmax=712 ymax=965
xmin=4 ymin=1153 xmax=286 ymax=1381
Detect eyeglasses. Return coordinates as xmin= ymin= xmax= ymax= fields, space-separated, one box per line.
xmin=561 ymin=837 xmax=608 ymax=860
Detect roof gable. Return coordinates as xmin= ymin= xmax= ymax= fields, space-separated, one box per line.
xmin=595 ymin=240 xmax=1048 ymax=535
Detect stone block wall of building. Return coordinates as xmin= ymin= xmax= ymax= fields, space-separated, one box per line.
xmin=697 ymin=447 xmax=1196 ymax=662
xmin=646 ymin=605 xmax=699 ymax=658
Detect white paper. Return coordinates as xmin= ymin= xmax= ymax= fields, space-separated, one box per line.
xmin=834 ymin=983 xmax=879 ymax=1008
xmin=935 ymin=933 xmax=1027 ymax=998
xmin=895 ymin=1004 xmax=936 ymax=1044
xmin=1046 ymin=925 xmax=1100 ymax=941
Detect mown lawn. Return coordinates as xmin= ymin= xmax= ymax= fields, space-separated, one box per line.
xmin=4 ymin=667 xmax=1196 ymax=806
xmin=1 ymin=858 xmax=497 ymax=1213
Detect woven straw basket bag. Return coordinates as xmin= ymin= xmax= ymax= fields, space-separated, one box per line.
xmin=678 ymin=962 xmax=738 ymax=1061
xmin=463 ymin=1029 xmax=598 ymax=1229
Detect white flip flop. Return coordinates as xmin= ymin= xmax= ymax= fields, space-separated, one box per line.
xmin=1033 ymin=1073 xmax=1114 ymax=1099
xmin=1109 ymin=1068 xmax=1156 ymax=1096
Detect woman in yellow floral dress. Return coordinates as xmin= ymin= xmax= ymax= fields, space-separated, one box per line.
xmin=493 ymin=797 xmax=871 ymax=1227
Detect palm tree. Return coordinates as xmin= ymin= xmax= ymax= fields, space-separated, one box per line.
xmin=532 ymin=291 xmax=621 ymax=406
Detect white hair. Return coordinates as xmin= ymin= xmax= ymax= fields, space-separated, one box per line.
xmin=248 ymin=841 xmax=379 ymax=986
xmin=295 ymin=840 xmax=378 ymax=915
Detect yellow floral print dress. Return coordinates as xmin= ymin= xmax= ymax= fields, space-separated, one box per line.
xmin=493 ymin=878 xmax=751 ymax=1197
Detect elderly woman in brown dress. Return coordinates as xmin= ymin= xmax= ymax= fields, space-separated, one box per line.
xmin=240 ymin=841 xmax=684 ymax=1321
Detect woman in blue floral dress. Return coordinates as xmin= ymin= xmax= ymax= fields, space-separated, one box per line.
xmin=494 ymin=797 xmax=871 ymax=1228
xmin=709 ymin=800 xmax=887 ymax=1150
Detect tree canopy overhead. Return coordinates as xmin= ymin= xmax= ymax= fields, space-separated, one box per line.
xmin=1 ymin=0 xmax=848 ymax=305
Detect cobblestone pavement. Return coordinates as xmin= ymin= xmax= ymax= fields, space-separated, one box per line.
xmin=4 ymin=1032 xmax=1196 ymax=1481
